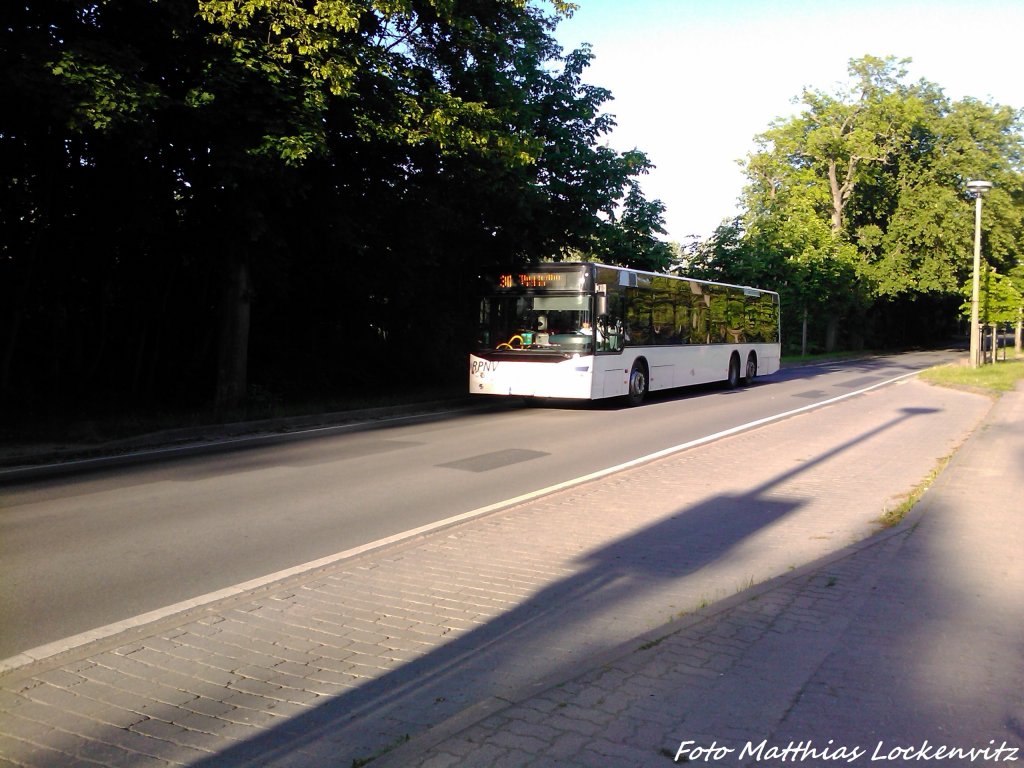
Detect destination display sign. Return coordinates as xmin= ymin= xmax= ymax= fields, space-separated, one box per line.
xmin=495 ymin=269 xmax=588 ymax=291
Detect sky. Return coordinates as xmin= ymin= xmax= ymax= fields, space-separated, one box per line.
xmin=552 ymin=0 xmax=1024 ymax=243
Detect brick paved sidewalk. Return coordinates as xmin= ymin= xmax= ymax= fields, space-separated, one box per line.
xmin=381 ymin=385 xmax=1024 ymax=768
xmin=0 ymin=380 xmax=993 ymax=767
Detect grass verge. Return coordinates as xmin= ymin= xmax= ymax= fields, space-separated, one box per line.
xmin=918 ymin=352 xmax=1024 ymax=394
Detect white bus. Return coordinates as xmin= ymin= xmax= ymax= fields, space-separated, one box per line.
xmin=470 ymin=262 xmax=780 ymax=404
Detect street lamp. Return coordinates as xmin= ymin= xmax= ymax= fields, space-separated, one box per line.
xmin=967 ymin=179 xmax=993 ymax=368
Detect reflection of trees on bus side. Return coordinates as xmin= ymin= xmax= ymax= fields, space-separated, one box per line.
xmin=751 ymin=293 xmax=781 ymax=343
xmin=598 ymin=268 xmax=779 ymax=348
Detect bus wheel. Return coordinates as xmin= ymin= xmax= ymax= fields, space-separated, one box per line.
xmin=627 ymin=361 xmax=648 ymax=406
xmin=743 ymin=352 xmax=757 ymax=385
xmin=726 ymin=353 xmax=741 ymax=389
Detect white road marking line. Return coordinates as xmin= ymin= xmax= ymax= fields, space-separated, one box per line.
xmin=0 ymin=369 xmax=922 ymax=672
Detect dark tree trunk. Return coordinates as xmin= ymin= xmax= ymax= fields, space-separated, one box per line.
xmin=214 ymin=256 xmax=252 ymax=414
xmin=825 ymin=315 xmax=839 ymax=353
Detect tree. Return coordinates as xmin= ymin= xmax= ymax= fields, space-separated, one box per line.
xmin=743 ymin=104 xmax=873 ymax=351
xmin=591 ymin=180 xmax=673 ymax=271
xmin=753 ymin=57 xmax=915 ymax=237
xmin=856 ymin=94 xmax=1024 ymax=297
xmin=1009 ymin=263 xmax=1024 ymax=352
xmin=960 ymin=264 xmax=1024 ymax=361
xmin=0 ymin=0 xmax=670 ymax=428
xmin=977 ymin=267 xmax=1024 ymax=325
xmin=727 ymin=55 xmax=1024 ymax=353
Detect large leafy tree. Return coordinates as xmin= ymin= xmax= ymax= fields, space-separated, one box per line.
xmin=858 ymin=94 xmax=1024 ymax=297
xmin=1 ymin=0 xmax=666 ymax=425
xmin=721 ymin=55 xmax=1024 ymax=353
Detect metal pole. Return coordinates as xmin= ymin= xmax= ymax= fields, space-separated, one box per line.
xmin=969 ymin=193 xmax=983 ymax=368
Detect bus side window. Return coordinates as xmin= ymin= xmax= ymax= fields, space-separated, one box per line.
xmin=595 ymin=317 xmax=614 ymax=352
xmin=597 ymin=293 xmax=624 ymax=353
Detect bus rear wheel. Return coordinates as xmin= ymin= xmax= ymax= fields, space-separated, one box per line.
xmin=627 ymin=361 xmax=648 ymax=406
xmin=743 ymin=352 xmax=757 ymax=385
xmin=726 ymin=354 xmax=741 ymax=389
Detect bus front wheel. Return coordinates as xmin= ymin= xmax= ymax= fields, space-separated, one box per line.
xmin=627 ymin=361 xmax=648 ymax=406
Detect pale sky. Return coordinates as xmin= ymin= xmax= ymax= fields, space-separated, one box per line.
xmin=553 ymin=0 xmax=1024 ymax=243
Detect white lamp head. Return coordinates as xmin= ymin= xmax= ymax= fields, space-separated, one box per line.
xmin=966 ymin=179 xmax=993 ymax=196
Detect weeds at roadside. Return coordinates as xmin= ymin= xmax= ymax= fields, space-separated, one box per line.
xmin=350 ymin=734 xmax=410 ymax=768
xmin=876 ymin=452 xmax=954 ymax=529
xmin=735 ymin=575 xmax=756 ymax=593
xmin=670 ymin=593 xmax=715 ymax=622
xmin=638 ymin=631 xmax=677 ymax=651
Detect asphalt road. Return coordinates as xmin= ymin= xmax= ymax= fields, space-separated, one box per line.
xmin=0 ymin=349 xmax=960 ymax=659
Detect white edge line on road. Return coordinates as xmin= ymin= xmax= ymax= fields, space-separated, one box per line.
xmin=0 ymin=369 xmax=922 ymax=674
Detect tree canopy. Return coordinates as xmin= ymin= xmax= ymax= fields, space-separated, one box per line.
xmin=1 ymin=0 xmax=669 ymax=427
xmin=687 ymin=55 xmax=1024 ymax=353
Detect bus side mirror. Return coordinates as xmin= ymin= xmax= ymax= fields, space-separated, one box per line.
xmin=595 ymin=294 xmax=608 ymax=317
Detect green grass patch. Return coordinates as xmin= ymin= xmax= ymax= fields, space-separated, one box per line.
xmin=876 ymin=452 xmax=954 ymax=529
xmin=918 ymin=353 xmax=1024 ymax=394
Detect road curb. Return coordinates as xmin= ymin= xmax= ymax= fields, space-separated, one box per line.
xmin=0 ymin=398 xmax=506 ymax=482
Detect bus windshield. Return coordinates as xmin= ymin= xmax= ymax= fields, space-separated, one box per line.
xmin=476 ymin=293 xmax=596 ymax=354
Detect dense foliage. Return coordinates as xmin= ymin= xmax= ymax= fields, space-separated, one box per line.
xmin=1 ymin=0 xmax=671 ymax=429
xmin=685 ymin=56 xmax=1024 ymax=354
xmin=6 ymin=18 xmax=1022 ymax=434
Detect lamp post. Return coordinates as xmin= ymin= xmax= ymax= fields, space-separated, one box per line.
xmin=966 ymin=179 xmax=993 ymax=368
